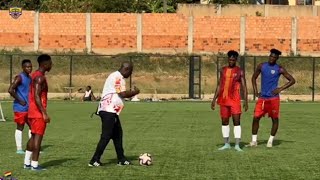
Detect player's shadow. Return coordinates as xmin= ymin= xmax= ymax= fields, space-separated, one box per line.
xmin=41 ymin=144 xmax=53 ymax=151
xmin=216 ymin=139 xmax=295 ymax=148
xmin=103 ymin=155 xmax=138 ymax=165
xmin=41 ymin=158 xmax=77 ymax=168
xmin=257 ymin=139 xmax=295 ymax=146
xmin=216 ymin=142 xmax=247 ymax=148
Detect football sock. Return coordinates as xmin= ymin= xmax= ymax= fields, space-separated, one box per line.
xmin=24 ymin=151 xmax=32 ymax=165
xmin=268 ymin=135 xmax=275 ymax=143
xmin=252 ymin=135 xmax=257 ymax=142
xmin=31 ymin=161 xmax=38 ymax=168
xmin=234 ymin=125 xmax=241 ymax=145
xmin=222 ymin=125 xmax=230 ymax=144
xmin=15 ymin=130 xmax=23 ymax=151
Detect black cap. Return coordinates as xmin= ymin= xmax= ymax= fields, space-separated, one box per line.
xmin=227 ymin=50 xmax=239 ymax=58
xmin=270 ymin=48 xmax=282 ymax=56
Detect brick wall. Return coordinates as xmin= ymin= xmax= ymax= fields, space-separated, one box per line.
xmin=297 ymin=17 xmax=320 ymax=53
xmin=245 ymin=17 xmax=292 ymax=54
xmin=0 ymin=11 xmax=34 ymax=50
xmin=142 ymin=14 xmax=188 ymax=52
xmin=91 ymin=13 xmax=136 ymax=50
xmin=39 ymin=13 xmax=86 ymax=51
xmin=0 ymin=11 xmax=320 ymax=55
xmin=194 ymin=17 xmax=240 ymax=52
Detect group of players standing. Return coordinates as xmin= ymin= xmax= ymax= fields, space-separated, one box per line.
xmin=211 ymin=49 xmax=295 ymax=151
xmin=7 ymin=49 xmax=295 ymax=170
xmin=8 ymin=54 xmax=52 ymax=170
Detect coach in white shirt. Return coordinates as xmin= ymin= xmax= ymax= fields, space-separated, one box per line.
xmin=89 ymin=62 xmax=140 ymax=167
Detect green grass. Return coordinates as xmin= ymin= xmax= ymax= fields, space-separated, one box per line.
xmin=0 ymin=101 xmax=320 ymax=180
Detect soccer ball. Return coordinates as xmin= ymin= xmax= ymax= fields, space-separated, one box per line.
xmin=139 ymin=153 xmax=152 ymax=166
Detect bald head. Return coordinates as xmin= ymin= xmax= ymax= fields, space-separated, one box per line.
xmin=119 ymin=62 xmax=133 ymax=78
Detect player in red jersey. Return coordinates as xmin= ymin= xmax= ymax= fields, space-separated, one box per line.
xmin=211 ymin=50 xmax=248 ymax=152
xmin=23 ymin=54 xmax=52 ymax=171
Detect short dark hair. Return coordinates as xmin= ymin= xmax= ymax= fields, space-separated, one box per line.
xmin=87 ymin=86 xmax=91 ymax=89
xmin=227 ymin=50 xmax=239 ymax=58
xmin=270 ymin=49 xmax=282 ymax=56
xmin=37 ymin=54 xmax=51 ymax=65
xmin=21 ymin=59 xmax=31 ymax=66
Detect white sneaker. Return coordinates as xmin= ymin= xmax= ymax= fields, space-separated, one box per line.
xmin=267 ymin=141 xmax=273 ymax=148
xmin=245 ymin=141 xmax=258 ymax=147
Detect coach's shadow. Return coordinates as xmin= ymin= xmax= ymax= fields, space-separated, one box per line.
xmin=41 ymin=158 xmax=77 ymax=168
xmin=257 ymin=139 xmax=295 ymax=146
xmin=103 ymin=155 xmax=138 ymax=165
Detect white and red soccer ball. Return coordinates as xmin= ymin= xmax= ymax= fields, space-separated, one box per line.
xmin=139 ymin=153 xmax=152 ymax=166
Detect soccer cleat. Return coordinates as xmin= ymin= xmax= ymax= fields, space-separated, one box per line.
xmin=16 ymin=150 xmax=25 ymax=154
xmin=24 ymin=164 xmax=31 ymax=169
xmin=218 ymin=143 xmax=231 ymax=150
xmin=88 ymin=161 xmax=102 ymax=167
xmin=267 ymin=141 xmax=273 ymax=148
xmin=234 ymin=145 xmax=243 ymax=152
xmin=245 ymin=141 xmax=258 ymax=147
xmin=31 ymin=166 xmax=47 ymax=171
xmin=117 ymin=160 xmax=132 ymax=166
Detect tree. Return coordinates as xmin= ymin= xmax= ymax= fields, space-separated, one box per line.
xmin=0 ymin=0 xmax=207 ymax=13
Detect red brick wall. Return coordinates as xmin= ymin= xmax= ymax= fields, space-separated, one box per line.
xmin=0 ymin=11 xmax=34 ymax=49
xmin=91 ymin=13 xmax=136 ymax=50
xmin=0 ymin=11 xmax=320 ymax=55
xmin=39 ymin=13 xmax=86 ymax=50
xmin=142 ymin=14 xmax=188 ymax=51
xmin=194 ymin=17 xmax=240 ymax=52
xmin=297 ymin=17 xmax=320 ymax=53
xmin=245 ymin=17 xmax=292 ymax=54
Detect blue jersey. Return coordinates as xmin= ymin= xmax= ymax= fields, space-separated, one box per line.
xmin=260 ymin=62 xmax=282 ymax=98
xmin=13 ymin=73 xmax=31 ymax=112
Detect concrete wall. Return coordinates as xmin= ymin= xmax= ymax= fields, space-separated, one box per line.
xmin=177 ymin=4 xmax=319 ymax=17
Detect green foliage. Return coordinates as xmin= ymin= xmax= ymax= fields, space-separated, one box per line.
xmin=0 ymin=0 xmax=200 ymax=13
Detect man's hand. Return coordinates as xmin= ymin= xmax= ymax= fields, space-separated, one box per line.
xmin=272 ymin=88 xmax=282 ymax=95
xmin=211 ymin=100 xmax=216 ymax=111
xmin=19 ymin=100 xmax=26 ymax=106
xmin=243 ymin=101 xmax=248 ymax=112
xmin=43 ymin=112 xmax=51 ymax=123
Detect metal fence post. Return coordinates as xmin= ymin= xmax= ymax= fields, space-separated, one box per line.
xmin=10 ymin=55 xmax=13 ymax=85
xmin=189 ymin=56 xmax=195 ymax=99
xmin=253 ymin=56 xmax=256 ymax=101
xmin=69 ymin=55 xmax=73 ymax=88
xmin=312 ymin=57 xmax=315 ymax=102
xmin=129 ymin=56 xmax=132 ymax=90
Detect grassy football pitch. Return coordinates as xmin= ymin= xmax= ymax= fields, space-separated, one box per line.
xmin=0 ymin=101 xmax=319 ymax=180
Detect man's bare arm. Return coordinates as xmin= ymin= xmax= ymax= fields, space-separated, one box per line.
xmin=34 ymin=76 xmax=47 ymax=116
xmin=252 ymin=63 xmax=263 ymax=97
xmin=8 ymin=75 xmax=26 ymax=106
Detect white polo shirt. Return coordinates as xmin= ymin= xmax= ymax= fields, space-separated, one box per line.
xmin=98 ymin=71 xmax=126 ymax=115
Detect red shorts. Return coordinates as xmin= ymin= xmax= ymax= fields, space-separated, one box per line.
xmin=254 ymin=97 xmax=280 ymax=119
xmin=28 ymin=118 xmax=47 ymax=136
xmin=219 ymin=103 xmax=241 ymax=118
xmin=14 ymin=112 xmax=28 ymax=125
